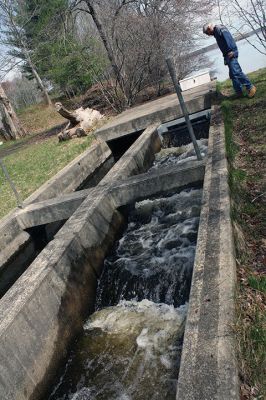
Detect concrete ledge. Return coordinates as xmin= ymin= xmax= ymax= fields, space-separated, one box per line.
xmin=0 ymin=190 xmax=125 ymax=400
xmin=110 ymin=160 xmax=205 ymax=207
xmin=96 ymin=83 xmax=213 ymax=142
xmin=101 ymin=123 xmax=161 ymax=184
xmin=16 ymin=190 xmax=92 ymax=230
xmin=24 ymin=140 xmax=113 ymax=204
xmin=15 ymin=160 xmax=205 ymax=229
xmin=15 ymin=123 xmax=161 ymax=229
xmin=0 ymin=141 xmax=113 ymax=280
xmin=176 ymin=106 xmax=239 ymax=400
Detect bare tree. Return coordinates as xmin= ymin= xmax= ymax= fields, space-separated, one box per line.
xmin=217 ymin=0 xmax=266 ymax=55
xmin=71 ymin=0 xmax=214 ymax=110
xmin=0 ymin=83 xmax=27 ymax=140
xmin=0 ymin=0 xmax=52 ymax=105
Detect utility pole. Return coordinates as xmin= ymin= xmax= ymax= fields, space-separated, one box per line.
xmin=166 ymin=58 xmax=202 ymax=161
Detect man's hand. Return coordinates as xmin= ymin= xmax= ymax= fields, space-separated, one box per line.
xmin=227 ymin=51 xmax=234 ymax=59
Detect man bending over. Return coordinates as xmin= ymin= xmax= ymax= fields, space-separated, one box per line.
xmin=203 ymin=23 xmax=256 ymax=98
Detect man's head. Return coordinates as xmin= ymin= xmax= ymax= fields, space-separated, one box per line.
xmin=203 ymin=23 xmax=214 ymax=36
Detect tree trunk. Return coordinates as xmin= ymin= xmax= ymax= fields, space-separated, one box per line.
xmin=84 ymin=1 xmax=127 ymax=101
xmin=8 ymin=10 xmax=53 ymax=107
xmin=0 ymin=84 xmax=27 ymax=140
xmin=23 ymin=48 xmax=53 ymax=107
xmin=54 ymin=102 xmax=79 ymax=125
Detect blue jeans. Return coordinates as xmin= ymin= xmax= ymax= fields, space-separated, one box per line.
xmin=226 ymin=56 xmax=252 ymax=93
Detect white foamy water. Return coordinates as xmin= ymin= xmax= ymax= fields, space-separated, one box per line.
xmin=49 ymin=300 xmax=187 ymax=400
xmin=96 ymin=188 xmax=202 ymax=308
xmin=150 ymin=138 xmax=208 ymax=170
xmin=48 ymin=136 xmax=207 ymax=400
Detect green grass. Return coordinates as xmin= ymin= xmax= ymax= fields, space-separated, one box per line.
xmin=0 ymin=135 xmax=94 ymax=219
xmin=248 ymin=276 xmax=266 ymax=293
xmin=218 ymin=68 xmax=266 ymax=399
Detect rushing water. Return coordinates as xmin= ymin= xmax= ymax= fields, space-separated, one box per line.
xmin=48 ymin=138 xmax=207 ymax=400
xmin=49 ymin=300 xmax=187 ymax=400
xmin=150 ymin=138 xmax=208 ymax=170
xmin=97 ymin=188 xmax=202 ymax=309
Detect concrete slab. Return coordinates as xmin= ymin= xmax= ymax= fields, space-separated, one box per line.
xmin=0 ymin=191 xmax=125 ymax=400
xmin=176 ymin=106 xmax=239 ymax=400
xmin=96 ymin=82 xmax=214 ymax=142
xmin=0 ymin=140 xmax=114 ymax=281
xmin=100 ymin=123 xmax=161 ymax=184
xmin=16 ymin=161 xmax=205 ymax=229
xmin=24 ymin=140 xmax=113 ymax=205
xmin=110 ymin=160 xmax=205 ymax=207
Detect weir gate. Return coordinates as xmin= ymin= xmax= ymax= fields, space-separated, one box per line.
xmin=0 ymin=83 xmax=239 ymax=400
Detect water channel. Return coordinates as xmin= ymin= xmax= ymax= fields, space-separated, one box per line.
xmin=47 ymin=136 xmax=208 ymax=400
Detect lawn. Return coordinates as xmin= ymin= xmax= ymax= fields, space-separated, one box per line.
xmin=0 ymin=134 xmax=95 ymax=219
xmin=218 ymin=68 xmax=266 ymax=399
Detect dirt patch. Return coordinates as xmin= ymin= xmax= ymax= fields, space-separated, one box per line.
xmin=0 ymin=122 xmax=68 ymax=158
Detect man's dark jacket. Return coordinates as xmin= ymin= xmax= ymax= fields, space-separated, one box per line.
xmin=214 ymin=25 xmax=238 ymax=58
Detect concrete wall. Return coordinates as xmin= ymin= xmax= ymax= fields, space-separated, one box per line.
xmin=24 ymin=140 xmax=113 ymax=204
xmin=0 ymin=141 xmax=114 ymax=298
xmin=176 ymin=106 xmax=239 ymax=400
xmin=0 ymin=189 xmax=124 ymax=400
xmin=101 ymin=123 xmax=161 ymax=184
xmin=0 ymin=124 xmax=163 ymax=400
xmin=0 ymin=97 xmax=239 ymax=400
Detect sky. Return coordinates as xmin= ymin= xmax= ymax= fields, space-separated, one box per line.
xmin=193 ymin=0 xmax=266 ymax=80
xmin=207 ymin=35 xmax=266 ymax=80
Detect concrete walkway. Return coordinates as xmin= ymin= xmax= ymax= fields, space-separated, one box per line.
xmin=96 ymin=82 xmax=215 ymax=142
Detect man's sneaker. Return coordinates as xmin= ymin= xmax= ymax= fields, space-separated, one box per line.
xmin=248 ymin=86 xmax=257 ymax=98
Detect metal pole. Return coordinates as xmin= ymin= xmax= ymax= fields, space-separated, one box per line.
xmin=165 ymin=57 xmax=202 ymax=161
xmin=0 ymin=158 xmax=23 ymax=208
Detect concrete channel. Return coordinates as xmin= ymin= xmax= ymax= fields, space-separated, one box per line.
xmin=0 ymin=83 xmax=239 ymax=400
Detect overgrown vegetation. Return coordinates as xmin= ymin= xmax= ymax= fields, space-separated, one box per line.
xmin=219 ymin=68 xmax=266 ymax=399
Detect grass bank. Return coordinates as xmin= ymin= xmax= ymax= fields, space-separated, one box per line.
xmin=17 ymin=103 xmax=65 ymax=135
xmin=0 ymin=134 xmax=94 ymax=219
xmin=219 ymin=68 xmax=266 ymax=399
